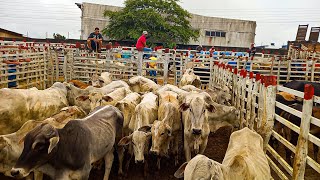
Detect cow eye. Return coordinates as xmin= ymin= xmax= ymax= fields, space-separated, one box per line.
xmin=161 ymin=132 xmax=165 ymax=136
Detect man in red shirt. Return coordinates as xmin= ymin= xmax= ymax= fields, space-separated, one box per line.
xmin=136 ymin=31 xmax=152 ymax=58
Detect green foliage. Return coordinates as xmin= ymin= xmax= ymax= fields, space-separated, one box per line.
xmin=102 ymin=0 xmax=199 ymax=47
xmin=53 ymin=33 xmax=66 ymax=40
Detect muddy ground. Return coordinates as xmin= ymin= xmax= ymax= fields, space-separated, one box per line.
xmin=1 ymin=127 xmax=319 ymax=180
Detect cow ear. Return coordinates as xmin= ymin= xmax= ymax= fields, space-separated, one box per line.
xmin=207 ymin=104 xmax=216 ymax=113
xmin=118 ymin=134 xmax=132 ymax=146
xmin=76 ymin=95 xmax=89 ymax=101
xmin=0 ymin=136 xmax=8 ymax=150
xmin=166 ymin=124 xmax=172 ymax=137
xmin=179 ymin=103 xmax=190 ymax=111
xmin=48 ymin=136 xmax=59 ymax=154
xmin=138 ymin=125 xmax=152 ymax=133
xmin=174 ymin=162 xmax=188 ymax=178
xmin=102 ymin=96 xmax=113 ymax=102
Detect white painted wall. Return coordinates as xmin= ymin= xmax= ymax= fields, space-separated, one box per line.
xmin=79 ymin=3 xmax=256 ymax=48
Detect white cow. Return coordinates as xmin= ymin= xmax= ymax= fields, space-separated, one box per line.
xmin=118 ymin=92 xmax=158 ymax=176
xmin=90 ymin=72 xmax=113 ymax=88
xmin=128 ymin=76 xmax=160 ymax=93
xmin=179 ymin=91 xmax=216 ymax=161
xmin=140 ymin=91 xmax=181 ymax=170
xmin=179 ymin=69 xmax=201 ymax=88
xmin=76 ymin=87 xmax=131 ymax=111
xmin=0 ymin=82 xmax=69 ymax=135
xmin=174 ymin=127 xmax=272 ymax=180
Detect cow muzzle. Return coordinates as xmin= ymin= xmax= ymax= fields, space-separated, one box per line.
xmin=150 ymin=149 xmax=160 ymax=156
xmin=192 ymin=128 xmax=202 ymax=135
xmin=11 ymin=168 xmax=28 ymax=178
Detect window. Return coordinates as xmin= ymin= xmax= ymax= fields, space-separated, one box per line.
xmin=205 ymin=30 xmax=226 ymax=37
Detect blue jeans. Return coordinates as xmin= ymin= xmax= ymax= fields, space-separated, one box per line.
xmin=149 ymin=70 xmax=157 ymax=76
xmin=143 ymin=47 xmax=152 ymax=59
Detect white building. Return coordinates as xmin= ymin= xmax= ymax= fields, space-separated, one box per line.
xmin=76 ymin=2 xmax=256 ymax=48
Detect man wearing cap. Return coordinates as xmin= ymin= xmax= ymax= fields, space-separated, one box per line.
xmin=136 ymin=31 xmax=152 ymax=58
xmin=87 ymin=27 xmax=103 ymax=53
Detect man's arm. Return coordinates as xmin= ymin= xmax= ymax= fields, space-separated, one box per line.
xmin=87 ymin=33 xmax=95 ymax=40
xmin=97 ymin=34 xmax=103 ymax=42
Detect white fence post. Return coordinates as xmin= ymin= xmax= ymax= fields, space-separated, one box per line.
xmin=292 ymin=84 xmax=314 ymax=180
xmin=250 ymin=73 xmax=261 ymax=130
xmin=231 ymin=68 xmax=238 ymax=106
xmin=137 ymin=51 xmax=143 ymax=76
xmin=246 ymin=72 xmax=254 ymax=128
xmin=163 ymin=49 xmax=169 ymax=85
xmin=311 ymin=58 xmax=316 ymax=82
xmin=257 ymin=75 xmax=277 ymax=152
xmin=239 ymin=69 xmax=247 ymax=128
xmin=286 ymin=59 xmax=292 ymax=82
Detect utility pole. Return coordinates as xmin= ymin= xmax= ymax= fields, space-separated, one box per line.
xmin=68 ymin=32 xmax=69 ymax=39
xmin=46 ymin=32 xmax=48 ymax=39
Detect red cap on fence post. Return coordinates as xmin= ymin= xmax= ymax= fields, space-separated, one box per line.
xmin=256 ymin=73 xmax=261 ymax=81
xmin=165 ymin=48 xmax=170 ymax=53
xmin=234 ymin=68 xmax=238 ymax=75
xmin=264 ymin=75 xmax=277 ymax=87
xmin=249 ymin=72 xmax=254 ymax=79
xmin=261 ymin=75 xmax=265 ymax=84
xmin=304 ymin=84 xmax=314 ymax=100
xmin=242 ymin=70 xmax=247 ymax=78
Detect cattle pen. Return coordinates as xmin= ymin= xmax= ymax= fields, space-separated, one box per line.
xmin=1 ymin=40 xmax=320 ymax=180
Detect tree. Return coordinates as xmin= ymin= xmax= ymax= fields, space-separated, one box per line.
xmin=53 ymin=33 xmax=66 ymax=40
xmin=102 ymin=0 xmax=199 ymax=47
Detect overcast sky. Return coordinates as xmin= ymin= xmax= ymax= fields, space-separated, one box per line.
xmin=0 ymin=0 xmax=319 ymax=47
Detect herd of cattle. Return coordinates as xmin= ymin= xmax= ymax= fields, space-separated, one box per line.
xmin=0 ymin=68 xmax=319 ymax=180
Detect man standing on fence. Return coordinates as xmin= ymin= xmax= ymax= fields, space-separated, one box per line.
xmin=87 ymin=27 xmax=103 ymax=53
xmin=136 ymin=31 xmax=152 ymax=59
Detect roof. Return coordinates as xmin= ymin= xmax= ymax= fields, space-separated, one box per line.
xmin=0 ymin=28 xmax=24 ymax=37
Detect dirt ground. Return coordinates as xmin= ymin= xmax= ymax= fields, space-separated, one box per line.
xmin=1 ymin=127 xmax=319 ymax=180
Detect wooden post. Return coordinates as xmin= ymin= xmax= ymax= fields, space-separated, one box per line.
xmin=163 ymin=52 xmax=169 ymax=85
xmin=231 ymin=68 xmax=238 ymax=106
xmin=311 ymin=59 xmax=316 ymax=82
xmin=257 ymin=75 xmax=277 ymax=152
xmin=277 ymin=57 xmax=281 ymax=85
xmin=137 ymin=51 xmax=143 ymax=76
xmin=240 ymin=69 xmax=247 ymax=128
xmin=209 ymin=57 xmax=213 ymax=88
xmin=292 ymin=84 xmax=314 ymax=180
xmin=305 ymin=59 xmax=310 ymax=81
xmin=286 ymin=59 xmax=292 ymax=83
xmin=246 ymin=72 xmax=254 ymax=128
xmin=250 ymin=73 xmax=261 ymax=130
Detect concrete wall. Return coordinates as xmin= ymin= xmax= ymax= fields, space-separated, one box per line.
xmin=80 ymin=3 xmax=121 ymax=40
xmin=189 ymin=14 xmax=256 ymax=48
xmin=79 ymin=3 xmax=256 ymax=48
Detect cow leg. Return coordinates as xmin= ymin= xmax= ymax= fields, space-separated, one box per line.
xmin=144 ymin=160 xmax=149 ymax=178
xmin=157 ymin=157 xmax=161 ymax=170
xmin=173 ymin=134 xmax=179 ymax=166
xmin=118 ymin=146 xmax=125 ymax=175
xmin=34 ymin=171 xmax=43 ymax=180
xmin=314 ymin=144 xmax=319 ymax=162
xmin=103 ymin=150 xmax=114 ymax=180
xmin=125 ymin=144 xmax=133 ymax=175
xmin=184 ymin=136 xmax=191 ymax=161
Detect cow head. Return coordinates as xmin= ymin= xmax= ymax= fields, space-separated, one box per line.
xmin=11 ymin=123 xmax=59 ymax=178
xmin=90 ymin=74 xmax=101 ymax=88
xmin=146 ymin=120 xmax=172 ymax=157
xmin=76 ymin=92 xmax=114 ymax=112
xmin=174 ymin=154 xmax=226 ymax=180
xmin=118 ymin=128 xmax=151 ymax=163
xmin=179 ymin=92 xmax=216 ymax=135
